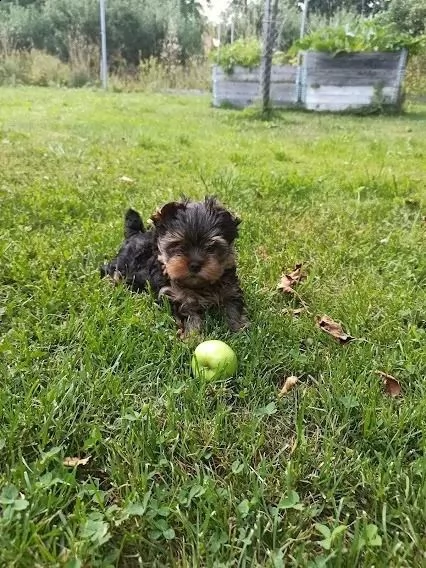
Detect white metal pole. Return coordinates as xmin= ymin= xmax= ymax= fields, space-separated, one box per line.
xmin=100 ymin=0 xmax=108 ymax=90
xmin=296 ymin=0 xmax=309 ymax=103
xmin=299 ymin=0 xmax=309 ymax=39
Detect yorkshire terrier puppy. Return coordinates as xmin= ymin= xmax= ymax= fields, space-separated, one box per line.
xmin=100 ymin=197 xmax=248 ymax=337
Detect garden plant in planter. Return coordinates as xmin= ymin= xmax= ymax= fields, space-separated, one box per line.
xmin=289 ymin=21 xmax=425 ymax=112
xmin=211 ymin=38 xmax=298 ymax=108
xmin=211 ymin=22 xmax=424 ymax=113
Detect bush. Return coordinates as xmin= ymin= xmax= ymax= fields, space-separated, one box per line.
xmin=211 ymin=38 xmax=261 ymax=72
xmin=276 ymin=1 xmax=301 ymax=52
xmin=0 ymin=52 xmax=31 ymax=85
xmin=28 ymin=50 xmax=69 ymax=86
xmin=0 ymin=0 xmax=206 ymax=66
xmin=377 ymin=0 xmax=426 ymax=37
xmin=290 ymin=20 xmax=426 ymax=56
xmin=211 ymin=37 xmax=298 ymax=72
xmin=0 ymin=49 xmax=69 ymax=86
xmin=405 ymin=52 xmax=426 ymax=96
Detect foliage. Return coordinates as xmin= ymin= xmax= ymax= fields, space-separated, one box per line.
xmin=221 ymin=0 xmax=386 ymax=43
xmin=0 ymin=48 xmax=210 ymax=90
xmin=276 ymin=1 xmax=302 ymax=52
xmin=290 ymin=20 xmax=426 ymax=55
xmin=275 ymin=3 xmax=364 ymax=52
xmin=212 ymin=37 xmax=261 ymax=71
xmin=0 ymin=50 xmax=70 ymax=86
xmin=306 ymin=7 xmax=363 ymax=35
xmin=405 ymin=52 xmax=426 ymax=96
xmin=299 ymin=0 xmax=388 ymax=18
xmin=376 ymin=0 xmax=426 ymax=37
xmin=0 ymin=0 xmax=207 ymax=65
xmin=0 ymin=87 xmax=425 ymax=566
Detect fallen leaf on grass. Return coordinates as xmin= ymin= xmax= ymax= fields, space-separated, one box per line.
xmin=256 ymin=246 xmax=270 ymax=261
xmin=278 ymin=376 xmax=299 ymax=397
xmin=119 ymin=175 xmax=135 ymax=183
xmin=282 ymin=307 xmax=307 ymax=318
xmin=277 ymin=263 xmax=306 ymax=294
xmin=317 ymin=315 xmax=354 ymax=344
xmin=63 ymin=456 xmax=91 ymax=467
xmin=377 ymin=371 xmax=402 ymax=397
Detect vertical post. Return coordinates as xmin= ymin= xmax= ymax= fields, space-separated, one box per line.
xmin=260 ymin=0 xmax=278 ymax=114
xmin=296 ymin=0 xmax=309 ymax=104
xmin=395 ymin=48 xmax=408 ymax=110
xmin=100 ymin=0 xmax=108 ymax=90
xmin=299 ymin=0 xmax=309 ymax=40
xmin=231 ymin=20 xmax=234 ymax=43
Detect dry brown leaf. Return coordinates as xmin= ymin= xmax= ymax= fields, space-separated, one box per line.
xmin=277 ymin=263 xmax=306 ymax=294
xmin=256 ymin=246 xmax=270 ymax=261
xmin=278 ymin=376 xmax=299 ymax=397
xmin=377 ymin=371 xmax=402 ymax=397
xmin=282 ymin=307 xmax=306 ymax=317
xmin=63 ymin=456 xmax=91 ymax=467
xmin=317 ymin=315 xmax=354 ymax=344
xmin=119 ymin=175 xmax=135 ymax=183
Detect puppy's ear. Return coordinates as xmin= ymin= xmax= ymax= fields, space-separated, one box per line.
xmin=204 ymin=195 xmax=220 ymax=210
xmin=150 ymin=201 xmax=186 ymax=227
xmin=124 ymin=209 xmax=144 ymax=238
xmin=205 ymin=195 xmax=241 ymax=230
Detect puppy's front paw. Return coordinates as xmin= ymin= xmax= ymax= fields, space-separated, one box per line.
xmin=177 ymin=327 xmax=203 ymax=343
xmin=177 ymin=315 xmax=203 ymax=341
xmin=228 ymin=315 xmax=250 ymax=332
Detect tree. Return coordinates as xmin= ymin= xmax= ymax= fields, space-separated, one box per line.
xmin=179 ymin=0 xmax=205 ymax=20
xmin=381 ymin=0 xmax=426 ymax=36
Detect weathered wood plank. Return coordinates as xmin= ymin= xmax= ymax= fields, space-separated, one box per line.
xmin=213 ymin=64 xmax=297 ymax=83
xmin=305 ymin=85 xmax=398 ymax=111
xmin=300 ymin=50 xmax=405 ymax=111
xmin=302 ymin=51 xmax=403 ymax=87
xmin=305 ymin=71 xmax=398 ymax=87
xmin=212 ymin=51 xmax=405 ymax=111
xmin=212 ymin=64 xmax=297 ymax=107
xmin=303 ymin=51 xmax=402 ymax=67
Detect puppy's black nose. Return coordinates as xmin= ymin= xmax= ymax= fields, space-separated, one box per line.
xmin=189 ymin=261 xmax=202 ymax=273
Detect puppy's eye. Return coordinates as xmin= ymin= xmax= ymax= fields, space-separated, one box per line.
xmin=166 ymin=242 xmax=182 ymax=255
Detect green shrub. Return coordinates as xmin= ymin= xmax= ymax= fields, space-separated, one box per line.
xmin=211 ymin=38 xmax=261 ymax=72
xmin=376 ymin=0 xmax=426 ymax=37
xmin=0 ymin=53 xmax=31 ymax=86
xmin=211 ymin=38 xmax=299 ymax=72
xmin=0 ymin=50 xmax=68 ymax=87
xmin=29 ymin=50 xmax=69 ymax=86
xmin=405 ymin=52 xmax=426 ymax=96
xmin=290 ymin=20 xmax=426 ymax=56
xmin=0 ymin=0 xmax=206 ymax=66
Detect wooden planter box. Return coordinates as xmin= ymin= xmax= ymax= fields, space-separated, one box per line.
xmin=212 ymin=64 xmax=298 ymax=108
xmin=300 ymin=50 xmax=407 ymax=112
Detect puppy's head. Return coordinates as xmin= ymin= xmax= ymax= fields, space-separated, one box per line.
xmin=151 ymin=196 xmax=240 ymax=287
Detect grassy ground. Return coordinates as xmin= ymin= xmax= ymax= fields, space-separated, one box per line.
xmin=0 ymin=87 xmax=425 ymax=567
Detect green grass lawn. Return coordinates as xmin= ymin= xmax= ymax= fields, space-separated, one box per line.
xmin=0 ymin=87 xmax=425 ymax=567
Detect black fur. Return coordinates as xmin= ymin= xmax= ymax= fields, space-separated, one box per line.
xmin=100 ymin=209 xmax=166 ymax=293
xmin=101 ymin=197 xmax=248 ymax=336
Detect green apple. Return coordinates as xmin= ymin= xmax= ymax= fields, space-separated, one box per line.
xmin=191 ymin=340 xmax=238 ymax=381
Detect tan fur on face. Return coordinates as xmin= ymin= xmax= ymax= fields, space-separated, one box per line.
xmin=198 ymin=257 xmax=224 ymax=283
xmin=164 ymin=256 xmax=190 ymax=280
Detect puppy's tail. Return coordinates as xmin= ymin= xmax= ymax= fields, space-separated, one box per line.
xmin=124 ymin=208 xmax=145 ymax=238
